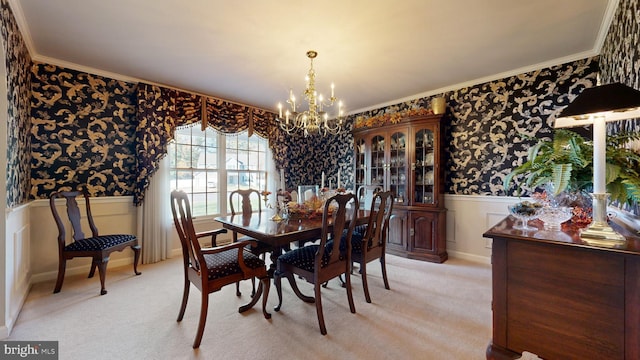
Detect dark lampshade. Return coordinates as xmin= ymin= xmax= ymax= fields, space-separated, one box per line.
xmin=555 ymin=83 xmax=640 ymax=127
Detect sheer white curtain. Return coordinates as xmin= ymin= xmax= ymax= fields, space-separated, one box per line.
xmin=136 ymin=156 xmax=171 ymax=264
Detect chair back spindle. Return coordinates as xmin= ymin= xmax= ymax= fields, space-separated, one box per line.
xmin=229 ymin=189 xmax=262 ymax=216
xmin=319 ymin=194 xmax=358 ymax=272
xmin=171 ymin=191 xmax=204 ymax=273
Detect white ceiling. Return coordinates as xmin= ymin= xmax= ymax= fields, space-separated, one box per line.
xmin=10 ymin=0 xmax=616 ymax=115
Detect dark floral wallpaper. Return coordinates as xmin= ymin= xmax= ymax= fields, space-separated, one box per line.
xmin=274 ymin=122 xmax=355 ymax=191
xmin=346 ymin=58 xmax=599 ymax=197
xmin=600 ymin=0 xmax=640 ymax=91
xmin=599 ymin=0 xmax=640 ymax=214
xmin=446 ymin=59 xmax=598 ymax=195
xmin=30 ymin=63 xmax=138 ymax=198
xmin=0 ymin=0 xmax=32 ymax=207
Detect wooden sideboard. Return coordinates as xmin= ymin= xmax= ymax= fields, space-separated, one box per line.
xmin=483 ymin=216 xmax=640 ymax=360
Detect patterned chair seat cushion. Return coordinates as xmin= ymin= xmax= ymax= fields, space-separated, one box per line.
xmin=278 ymin=244 xmax=338 ymax=272
xmin=335 ymin=230 xmax=366 ymax=254
xmin=203 ymin=249 xmax=265 ymax=280
xmin=353 ymin=224 xmax=368 ymax=235
xmin=282 ymin=232 xmax=354 ymax=272
xmin=65 ymin=234 xmax=136 ymax=252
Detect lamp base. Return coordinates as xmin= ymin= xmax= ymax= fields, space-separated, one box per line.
xmin=579 ymin=193 xmax=626 ymax=248
xmin=580 ymin=224 xmax=626 ymax=248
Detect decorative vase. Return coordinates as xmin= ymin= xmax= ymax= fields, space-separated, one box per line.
xmin=431 ymin=97 xmax=446 ymax=115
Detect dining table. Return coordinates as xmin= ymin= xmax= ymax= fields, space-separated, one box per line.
xmin=214 ymin=209 xmax=372 ymax=275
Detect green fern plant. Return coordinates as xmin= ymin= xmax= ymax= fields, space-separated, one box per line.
xmin=504 ymin=128 xmax=640 ymax=207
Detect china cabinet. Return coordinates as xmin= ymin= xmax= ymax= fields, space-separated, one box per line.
xmin=353 ymin=114 xmax=447 ymax=263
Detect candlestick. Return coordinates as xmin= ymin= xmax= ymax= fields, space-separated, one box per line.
xmin=321 ymin=171 xmax=325 ymax=189
xmin=337 ymin=169 xmax=341 ymax=189
xmin=329 ymin=179 xmax=332 ymax=189
xmin=264 ymin=171 xmax=268 ymax=192
xmin=280 ymin=168 xmax=285 ymax=191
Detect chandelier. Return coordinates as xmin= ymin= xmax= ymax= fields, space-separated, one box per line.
xmin=277 ymin=50 xmax=345 ymax=136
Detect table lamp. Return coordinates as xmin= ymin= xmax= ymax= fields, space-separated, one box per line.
xmin=555 ymin=82 xmax=640 ymax=247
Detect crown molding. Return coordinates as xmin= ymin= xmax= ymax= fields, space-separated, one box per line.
xmin=348 ymin=49 xmax=600 ymax=116
xmin=593 ymin=0 xmax=620 ymax=54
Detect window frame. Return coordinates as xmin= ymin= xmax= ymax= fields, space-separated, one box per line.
xmin=168 ymin=124 xmax=271 ymax=219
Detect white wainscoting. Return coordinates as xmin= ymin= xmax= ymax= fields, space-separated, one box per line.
xmin=29 ymin=196 xmax=139 ymax=284
xmin=444 ymin=194 xmax=527 ymax=264
xmin=24 ymin=194 xmax=524 ymax=282
xmin=4 ymin=203 xmax=31 ymax=335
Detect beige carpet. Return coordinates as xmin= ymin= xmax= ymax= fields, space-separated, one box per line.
xmin=7 ymin=254 xmax=492 ymax=360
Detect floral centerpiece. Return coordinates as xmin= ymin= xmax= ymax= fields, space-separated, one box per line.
xmin=287 ymin=195 xmax=335 ymax=219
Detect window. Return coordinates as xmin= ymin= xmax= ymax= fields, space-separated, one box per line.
xmin=168 ymin=124 xmax=269 ymax=217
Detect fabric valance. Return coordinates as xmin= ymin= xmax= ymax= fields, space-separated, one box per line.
xmin=134 ymin=82 xmax=280 ymax=205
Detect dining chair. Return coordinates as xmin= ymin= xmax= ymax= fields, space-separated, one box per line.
xmin=171 ymin=190 xmax=271 ymax=348
xmin=357 ymin=185 xmax=382 ymax=210
xmin=349 ymin=190 xmax=394 ymax=303
xmin=229 ymin=189 xmax=273 ymax=296
xmin=49 ymin=189 xmax=141 ymax=295
xmin=229 ymin=188 xmax=273 ymax=295
xmin=274 ymin=193 xmax=359 ymax=335
xmin=356 ymin=184 xmax=382 ymax=234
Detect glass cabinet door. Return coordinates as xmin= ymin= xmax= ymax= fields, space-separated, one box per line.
xmin=354 ymin=137 xmax=366 ymax=191
xmin=414 ymin=127 xmax=436 ymax=205
xmin=370 ymin=135 xmax=385 ymax=187
xmin=389 ymin=131 xmax=408 ymax=205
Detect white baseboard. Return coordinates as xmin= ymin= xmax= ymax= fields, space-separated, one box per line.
xmin=447 ymin=249 xmax=490 ymax=264
xmin=30 ymin=257 xmax=136 ymax=284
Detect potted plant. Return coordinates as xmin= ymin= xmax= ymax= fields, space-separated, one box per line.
xmin=504 ymin=128 xmax=640 ymax=208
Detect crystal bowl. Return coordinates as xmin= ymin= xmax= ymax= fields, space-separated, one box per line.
xmin=508 ymin=201 xmax=542 ymax=231
xmin=537 ymin=206 xmax=573 ymax=230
